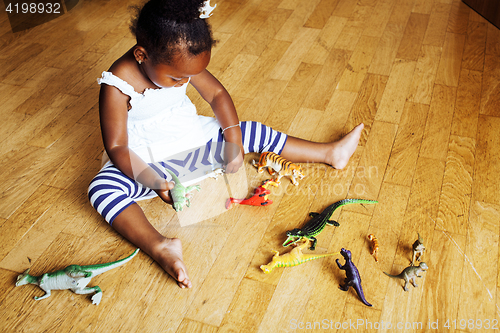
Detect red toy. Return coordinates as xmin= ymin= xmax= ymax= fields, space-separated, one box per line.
xmin=225 ymin=179 xmax=278 ymax=209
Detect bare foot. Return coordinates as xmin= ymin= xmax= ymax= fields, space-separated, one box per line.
xmin=154 ymin=238 xmax=192 ymax=288
xmin=326 ymin=123 xmax=364 ymax=169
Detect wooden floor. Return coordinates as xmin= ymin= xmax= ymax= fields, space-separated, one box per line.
xmin=1 ymin=0 xmax=500 ymax=332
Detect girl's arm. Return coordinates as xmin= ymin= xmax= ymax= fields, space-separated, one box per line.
xmin=190 ymin=70 xmax=244 ymax=173
xmin=99 ymin=83 xmax=174 ymax=201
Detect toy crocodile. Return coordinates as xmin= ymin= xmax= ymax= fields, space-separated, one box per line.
xmin=15 ymin=249 xmax=139 ymax=305
xmin=260 ymin=240 xmax=339 ymax=274
xmin=283 ymin=199 xmax=378 ymax=250
xmin=165 ymin=169 xmax=201 ymax=211
xmin=336 ymin=248 xmax=372 ymax=307
xmin=384 ymin=262 xmax=428 ymax=291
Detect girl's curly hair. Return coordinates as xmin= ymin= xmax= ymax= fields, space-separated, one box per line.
xmin=130 ymin=0 xmax=217 ymax=64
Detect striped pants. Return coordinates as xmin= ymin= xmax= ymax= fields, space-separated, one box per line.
xmin=88 ymin=121 xmax=287 ymax=225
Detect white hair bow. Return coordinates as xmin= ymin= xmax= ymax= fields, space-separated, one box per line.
xmin=199 ymin=0 xmax=217 ymax=19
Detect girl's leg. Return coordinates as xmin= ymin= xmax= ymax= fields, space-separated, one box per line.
xmin=280 ymin=123 xmax=364 ymax=168
xmin=111 ymin=204 xmax=191 ymax=288
xmin=227 ymin=121 xmax=363 ymax=168
xmin=88 ymin=165 xmax=191 ymax=288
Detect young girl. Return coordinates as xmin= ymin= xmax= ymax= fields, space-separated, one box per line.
xmin=88 ymin=0 xmax=364 ymax=289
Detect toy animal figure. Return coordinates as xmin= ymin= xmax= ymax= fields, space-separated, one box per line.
xmin=283 ymin=199 xmax=378 ymax=250
xmin=15 ymin=249 xmax=139 ymax=305
xmin=166 ymin=169 xmax=201 ymax=211
xmin=252 ymin=152 xmax=305 ymax=186
xmin=367 ymin=234 xmax=379 ymax=262
xmin=260 ymin=240 xmax=339 ymax=274
xmin=384 ymin=262 xmax=428 ymax=291
xmin=411 ymin=233 xmax=425 ymax=265
xmin=226 ymin=179 xmax=278 ymax=209
xmin=205 ymin=168 xmax=225 ymax=180
xmin=336 ymin=248 xmax=372 ymax=307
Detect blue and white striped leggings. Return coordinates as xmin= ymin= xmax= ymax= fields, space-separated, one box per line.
xmin=88 ymin=121 xmax=287 ymax=225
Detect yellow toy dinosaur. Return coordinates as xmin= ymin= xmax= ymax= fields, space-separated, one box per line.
xmin=260 ymin=240 xmax=339 ymax=274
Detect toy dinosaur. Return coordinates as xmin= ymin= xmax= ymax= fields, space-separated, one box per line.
xmin=260 ymin=240 xmax=339 ymax=274
xmin=283 ymin=199 xmax=378 ymax=250
xmin=225 ymin=179 xmax=278 ymax=209
xmin=336 ymin=248 xmax=372 ymax=307
xmin=165 ymin=169 xmax=201 ymax=211
xmin=15 ymin=249 xmax=139 ymax=305
xmin=205 ymin=168 xmax=225 ymax=180
xmin=252 ymin=152 xmax=305 ymax=186
xmin=384 ymin=262 xmax=428 ymax=291
xmin=411 ymin=233 xmax=425 ymax=265
xmin=367 ymin=234 xmax=379 ymax=262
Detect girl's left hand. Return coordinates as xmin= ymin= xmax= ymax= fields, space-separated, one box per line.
xmin=224 ymin=147 xmax=244 ymax=173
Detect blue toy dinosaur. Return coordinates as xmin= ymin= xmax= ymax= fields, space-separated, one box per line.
xmin=336 ymin=248 xmax=372 ymax=307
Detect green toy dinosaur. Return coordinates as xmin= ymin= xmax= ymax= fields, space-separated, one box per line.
xmin=283 ymin=199 xmax=378 ymax=250
xmin=260 ymin=240 xmax=339 ymax=274
xmin=15 ymin=249 xmax=139 ymax=305
xmin=384 ymin=262 xmax=428 ymax=291
xmin=165 ymin=169 xmax=201 ymax=211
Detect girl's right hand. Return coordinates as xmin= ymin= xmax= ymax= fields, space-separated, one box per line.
xmin=153 ymin=180 xmax=175 ymax=204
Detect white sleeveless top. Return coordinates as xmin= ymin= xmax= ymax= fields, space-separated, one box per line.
xmin=97 ymin=71 xmax=220 ymax=165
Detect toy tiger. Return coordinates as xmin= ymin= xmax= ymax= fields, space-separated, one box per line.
xmin=367 ymin=234 xmax=379 ymax=262
xmin=252 ymin=152 xmax=305 ymax=186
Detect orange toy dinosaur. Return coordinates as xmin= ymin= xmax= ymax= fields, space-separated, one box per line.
xmin=367 ymin=234 xmax=379 ymax=262
xmin=225 ymin=179 xmax=278 ymax=209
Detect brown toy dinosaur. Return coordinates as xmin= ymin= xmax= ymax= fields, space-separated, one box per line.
xmin=411 ymin=233 xmax=425 ymax=265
